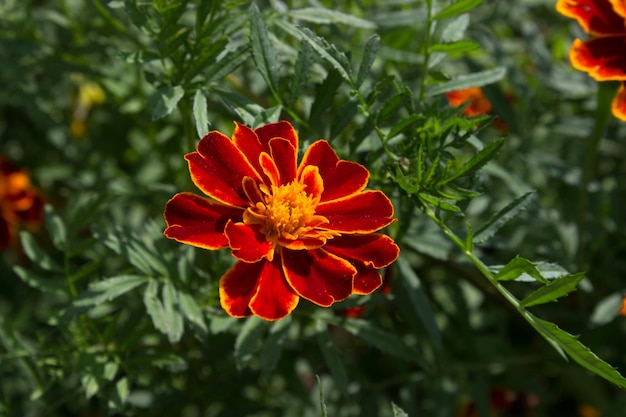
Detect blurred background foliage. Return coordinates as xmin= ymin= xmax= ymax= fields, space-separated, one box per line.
xmin=1 ymin=0 xmax=626 ymax=416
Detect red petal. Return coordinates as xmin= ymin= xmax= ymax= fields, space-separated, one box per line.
xmin=225 ymin=220 xmax=274 ymax=262
xmin=255 ymin=121 xmax=298 ymax=153
xmin=352 ymin=264 xmax=383 ymax=295
xmin=282 ymin=248 xmax=356 ymax=307
xmin=259 ymin=152 xmax=280 ymax=187
xmin=299 ymin=165 xmax=324 ymax=201
xmin=557 ymin=0 xmax=626 ymax=35
xmin=277 ymin=235 xmax=327 ymax=250
xmin=570 ymin=37 xmax=626 ymax=81
xmin=610 ymin=0 xmax=626 ymax=19
xmin=187 ymin=131 xmax=261 ymax=207
xmin=164 ymin=192 xmax=243 ymax=249
xmin=0 ymin=217 xmax=12 ymax=250
xmin=298 ymin=140 xmax=369 ymax=202
xmin=324 ymin=234 xmax=400 ymax=268
xmin=269 ymin=138 xmax=297 ymax=184
xmin=249 ymin=255 xmax=300 ymax=320
xmin=612 ymin=82 xmax=626 ymax=121
xmin=233 ymin=122 xmax=266 ymax=175
xmin=219 ymin=261 xmax=262 ymax=318
xmin=316 ymin=191 xmax=396 ymax=233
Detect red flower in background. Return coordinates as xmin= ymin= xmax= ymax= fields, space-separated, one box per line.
xmin=556 ymin=0 xmax=626 ymax=121
xmin=0 ymin=157 xmax=44 ymax=250
xmin=445 ymin=87 xmax=510 ymax=132
xmin=619 ymin=295 xmax=626 ymax=316
xmin=164 ymin=121 xmax=399 ymax=321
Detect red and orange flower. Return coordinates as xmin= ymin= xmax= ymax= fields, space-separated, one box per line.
xmin=164 ymin=121 xmax=399 ymax=321
xmin=0 ymin=157 xmax=44 ymax=250
xmin=557 ymin=0 xmax=626 ymax=121
xmin=445 ymin=87 xmax=494 ymax=118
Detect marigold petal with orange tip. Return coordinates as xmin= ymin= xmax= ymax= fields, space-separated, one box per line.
xmin=224 ymin=221 xmax=274 ymax=262
xmin=612 ymin=82 xmax=626 ymax=120
xmin=316 ymin=190 xmax=395 ymax=233
xmin=556 ymin=0 xmax=626 ymax=35
xmin=249 ymin=257 xmax=299 ymax=321
xmin=570 ymin=37 xmax=626 ymax=81
xmin=351 ymin=265 xmax=383 ymax=296
xmin=610 ymin=0 xmax=626 ymax=18
xmin=324 ymin=234 xmax=400 ymax=269
xmin=282 ymin=248 xmax=356 ymax=307
xmin=219 ymin=260 xmax=265 ymax=318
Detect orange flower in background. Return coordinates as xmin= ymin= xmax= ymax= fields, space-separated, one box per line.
xmin=0 ymin=157 xmax=44 ymax=250
xmin=445 ymin=87 xmax=493 ymax=117
xmin=619 ymin=295 xmax=626 ymax=316
xmin=164 ymin=121 xmax=399 ymax=321
xmin=556 ymin=0 xmax=626 ymax=121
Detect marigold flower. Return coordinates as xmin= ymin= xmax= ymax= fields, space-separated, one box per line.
xmin=619 ymin=294 xmax=626 ymax=316
xmin=0 ymin=157 xmax=44 ymax=250
xmin=445 ymin=87 xmax=493 ymax=117
xmin=556 ymin=0 xmax=626 ymax=121
xmin=164 ymin=121 xmax=399 ymax=321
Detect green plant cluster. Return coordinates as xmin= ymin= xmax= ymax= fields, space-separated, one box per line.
xmin=1 ymin=0 xmax=626 ymax=416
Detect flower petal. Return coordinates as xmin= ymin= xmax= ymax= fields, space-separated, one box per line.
xmin=324 ymin=234 xmax=400 ymax=268
xmin=255 ymin=121 xmax=298 ymax=152
xmin=556 ymin=0 xmax=626 ymax=35
xmin=299 ymin=165 xmax=324 ymax=202
xmin=219 ymin=261 xmax=262 ymax=318
xmin=0 ymin=217 xmax=13 ymax=250
xmin=610 ymin=0 xmax=626 ymax=19
xmin=249 ymin=256 xmax=300 ymax=321
xmin=352 ymin=264 xmax=383 ymax=295
xmin=298 ymin=140 xmax=369 ymax=202
xmin=269 ymin=138 xmax=297 ymax=184
xmin=316 ymin=190 xmax=396 ymax=233
xmin=282 ymin=248 xmax=356 ymax=307
xmin=570 ymin=37 xmax=626 ymax=81
xmin=233 ymin=122 xmax=266 ymax=173
xmin=164 ymin=192 xmax=243 ymax=250
xmin=225 ymin=220 xmax=274 ymax=262
xmin=259 ymin=152 xmax=280 ymax=187
xmin=612 ymin=82 xmax=626 ymax=121
xmin=187 ymin=131 xmax=261 ymax=207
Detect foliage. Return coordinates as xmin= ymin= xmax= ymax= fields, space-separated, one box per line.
xmin=1 ymin=0 xmax=626 ymax=416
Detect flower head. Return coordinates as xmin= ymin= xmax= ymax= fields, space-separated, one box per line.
xmin=164 ymin=121 xmax=399 ymax=321
xmin=0 ymin=157 xmax=44 ymax=250
xmin=557 ymin=0 xmax=626 ymax=121
xmin=445 ymin=87 xmax=493 ymax=117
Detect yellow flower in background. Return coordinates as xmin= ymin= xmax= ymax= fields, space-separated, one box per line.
xmin=70 ymin=74 xmax=106 ymax=139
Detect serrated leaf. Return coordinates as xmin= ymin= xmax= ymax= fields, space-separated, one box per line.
xmin=216 ymin=88 xmax=265 ymax=127
xmin=234 ymin=316 xmax=268 ymax=370
xmin=289 ymin=40 xmax=311 ymax=105
xmin=433 ymin=0 xmax=483 ymax=21
xmin=144 ymin=280 xmax=171 ymax=340
xmin=391 ymin=402 xmax=409 ymax=417
xmin=206 ymin=44 xmax=250 ymax=84
xmin=397 ymin=256 xmax=442 ymax=348
xmin=441 ymin=139 xmax=504 ymax=184
xmin=290 ymin=8 xmax=376 ymax=29
xmin=520 ymin=273 xmax=584 ymax=308
xmin=356 ymin=34 xmax=380 ymax=87
xmin=260 ymin=316 xmax=291 ymax=378
xmin=377 ymin=91 xmax=410 ymax=124
xmin=494 ymin=256 xmax=548 ymax=284
xmin=524 ymin=314 xmax=626 ymax=388
xmin=74 ymin=275 xmax=149 ymax=307
xmin=150 ymin=85 xmax=184 ymax=121
xmin=316 ymin=321 xmax=349 ymax=394
xmin=419 ymin=193 xmax=461 ymax=213
xmin=19 ymin=231 xmax=61 ymax=272
xmin=473 ymin=191 xmax=535 ymax=244
xmin=309 ymin=69 xmax=343 ymax=123
xmin=426 ymin=67 xmax=506 ymax=96
xmin=249 ymin=3 xmax=279 ymax=92
xmin=13 ymin=266 xmax=67 ymax=294
xmin=178 ymin=290 xmax=208 ymax=337
xmin=295 ymin=26 xmax=352 ymax=84
xmin=430 ymin=40 xmax=480 ymax=54
xmin=192 ymin=90 xmax=210 ymax=138
xmin=386 ymin=114 xmax=423 ymax=140
xmin=161 ymin=281 xmax=184 ymax=343
xmin=44 ymin=205 xmax=66 ymax=251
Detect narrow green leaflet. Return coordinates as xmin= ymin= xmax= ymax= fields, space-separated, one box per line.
xmin=473 ymin=191 xmax=535 ymax=244
xmin=205 ymin=44 xmax=250 ymax=84
xmin=289 ymin=40 xmax=311 ymax=104
xmin=426 ymin=67 xmax=506 ymax=96
xmin=433 ymin=0 xmax=483 ymax=21
xmin=107 ymin=377 xmax=129 ymax=413
xmin=391 ymin=402 xmax=409 ymax=417
xmin=143 ymin=279 xmax=185 ymax=343
xmin=397 ymin=256 xmax=443 ymax=348
xmin=234 ymin=316 xmax=268 ymax=370
xmin=337 ymin=318 xmax=416 ymax=362
xmin=192 ymin=89 xmax=210 ymax=138
xmin=44 ymin=205 xmax=67 ymax=251
xmin=74 ymin=275 xmax=149 ymax=307
xmin=430 ymin=40 xmax=480 ymax=54
xmin=249 ymin=4 xmax=279 ymax=93
xmin=290 ymin=7 xmax=376 ymax=29
xmin=356 ymin=34 xmax=380 ymax=87
xmin=161 ymin=281 xmax=184 ymax=343
xmin=316 ymin=375 xmax=328 ymax=417
xmin=316 ymin=321 xmax=349 ymax=394
xmin=150 ymin=85 xmax=185 ymax=121
xmin=524 ymin=314 xmax=626 ymax=388
xmin=441 ymin=139 xmax=504 ymax=184
xmin=493 ymin=256 xmax=548 ymax=284
xmin=13 ymin=266 xmax=67 ymax=294
xmin=178 ymin=290 xmax=208 ymax=337
xmin=295 ymin=26 xmax=353 ymax=84
xmin=440 ymin=14 xmax=469 ymax=42
xmin=260 ymin=316 xmax=291 ymax=378
xmin=520 ymin=273 xmax=584 ymax=308
xmin=19 ymin=231 xmax=61 ymax=272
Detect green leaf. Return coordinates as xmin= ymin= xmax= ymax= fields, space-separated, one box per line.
xmin=19 ymin=231 xmax=61 ymax=272
xmin=260 ymin=316 xmax=291 ymax=378
xmin=377 ymin=90 xmax=410 ymax=124
xmin=397 ymin=256 xmax=442 ymax=348
xmin=309 ymin=69 xmax=343 ymax=123
xmin=590 ymin=293 xmax=624 ymax=326
xmin=338 ymin=318 xmax=416 ymax=362
xmin=13 ymin=266 xmax=67 ymax=294
xmin=316 ymin=321 xmax=349 ymax=394
xmin=419 ymin=193 xmax=461 ymax=213
xmin=426 ymin=67 xmax=506 ymax=96
xmin=520 ymin=273 xmax=585 ymax=308
xmin=234 ymin=316 xmax=268 ymax=370
xmin=433 ymin=0 xmax=483 ymax=21
xmin=440 ymin=14 xmax=470 ymax=42
xmin=74 ymin=275 xmax=149 ymax=307
xmin=356 ymin=34 xmax=380 ymax=88
xmin=290 ymin=7 xmax=376 ymax=29
xmin=44 ymin=205 xmax=66 ymax=251
xmin=108 ymin=377 xmax=129 ymax=413
xmin=249 ymin=3 xmax=279 ymax=93
xmin=493 ymin=256 xmax=548 ymax=284
xmin=295 ymin=26 xmax=352 ymax=84
xmin=206 ymin=43 xmax=250 ymax=84
xmin=473 ymin=191 xmax=535 ymax=244
xmin=316 ymin=375 xmax=328 ymax=417
xmin=143 ymin=280 xmax=185 ymax=343
xmin=524 ymin=313 xmax=626 ymax=388
xmin=441 ymin=139 xmax=504 ymax=184
xmin=289 ymin=40 xmax=311 ymax=105
xmin=150 ymin=85 xmax=185 ymax=121
xmin=391 ymin=402 xmax=409 ymax=417
xmin=192 ymin=90 xmax=210 ymax=138
xmin=386 ymin=114 xmax=424 ymax=140
xmin=430 ymin=40 xmax=480 ymax=54
xmin=178 ymin=290 xmax=208 ymax=338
